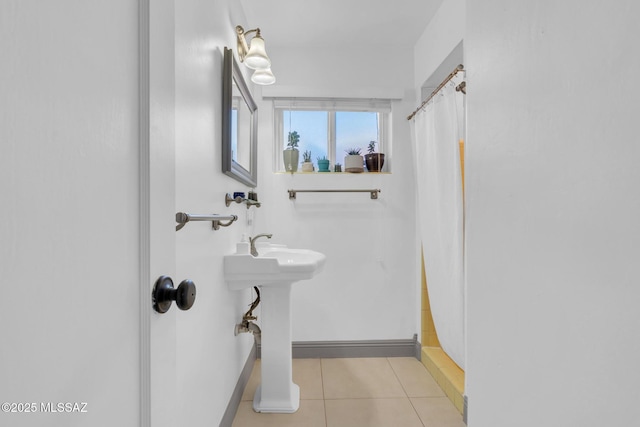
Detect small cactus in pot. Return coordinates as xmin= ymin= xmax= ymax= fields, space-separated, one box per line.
xmin=301 ymin=150 xmax=314 ymax=172
xmin=317 ymin=155 xmax=330 ymax=172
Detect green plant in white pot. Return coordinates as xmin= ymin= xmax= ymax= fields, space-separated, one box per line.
xmin=283 ymin=131 xmax=300 ymax=172
xmin=344 ymin=147 xmax=364 ymax=173
xmin=301 ymin=150 xmax=314 ymax=172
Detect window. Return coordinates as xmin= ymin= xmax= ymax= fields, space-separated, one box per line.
xmin=274 ymin=99 xmax=391 ymax=172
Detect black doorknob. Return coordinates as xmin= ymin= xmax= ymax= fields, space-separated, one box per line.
xmin=152 ymin=276 xmax=196 ymax=313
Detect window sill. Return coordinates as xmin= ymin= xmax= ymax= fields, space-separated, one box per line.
xmin=275 ymin=171 xmax=391 ymax=175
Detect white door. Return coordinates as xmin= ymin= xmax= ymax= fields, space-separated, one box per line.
xmin=0 ymin=2 xmax=177 ymax=426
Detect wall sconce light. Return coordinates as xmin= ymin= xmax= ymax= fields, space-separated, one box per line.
xmin=236 ymin=25 xmax=276 ymax=85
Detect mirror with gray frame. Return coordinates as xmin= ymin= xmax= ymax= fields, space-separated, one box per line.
xmin=222 ymin=47 xmax=258 ymax=187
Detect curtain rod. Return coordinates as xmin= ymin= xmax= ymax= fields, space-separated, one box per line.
xmin=407 ymin=64 xmax=464 ymax=121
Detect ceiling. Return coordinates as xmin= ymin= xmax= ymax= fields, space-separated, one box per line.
xmin=239 ymin=0 xmax=445 ymax=48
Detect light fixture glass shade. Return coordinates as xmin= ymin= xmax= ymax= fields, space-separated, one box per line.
xmin=244 ymin=36 xmax=271 ymax=70
xmin=251 ymin=68 xmax=276 ymax=85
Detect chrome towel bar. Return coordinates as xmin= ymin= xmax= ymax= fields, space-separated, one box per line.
xmin=175 ymin=212 xmax=238 ymax=231
xmin=287 ymin=189 xmax=381 ymax=200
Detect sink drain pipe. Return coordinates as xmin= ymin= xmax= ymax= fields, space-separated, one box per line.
xmin=235 ymin=286 xmax=261 ymax=343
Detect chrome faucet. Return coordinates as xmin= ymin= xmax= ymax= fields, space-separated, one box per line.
xmin=249 ymin=233 xmax=272 ymax=256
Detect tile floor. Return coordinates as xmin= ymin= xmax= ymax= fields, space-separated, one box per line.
xmin=232 ymin=357 xmax=465 ymax=427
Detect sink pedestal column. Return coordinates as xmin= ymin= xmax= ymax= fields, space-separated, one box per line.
xmin=253 ymin=282 xmax=300 ymax=413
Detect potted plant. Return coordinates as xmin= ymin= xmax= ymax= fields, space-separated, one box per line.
xmin=301 ymin=150 xmax=314 ymax=172
xmin=334 ymin=163 xmax=342 ymax=172
xmin=317 ymin=155 xmax=330 ymax=172
xmin=283 ymin=131 xmax=300 ymax=172
xmin=344 ymin=148 xmax=364 ymax=173
xmin=365 ymin=140 xmax=385 ymax=172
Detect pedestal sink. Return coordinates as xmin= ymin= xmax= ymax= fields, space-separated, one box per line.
xmin=224 ymin=243 xmax=326 ymax=413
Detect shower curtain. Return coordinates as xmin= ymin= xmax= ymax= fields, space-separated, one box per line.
xmin=411 ymin=74 xmax=465 ymax=369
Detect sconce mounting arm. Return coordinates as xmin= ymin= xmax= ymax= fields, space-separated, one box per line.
xmin=236 ymin=25 xmax=261 ymax=62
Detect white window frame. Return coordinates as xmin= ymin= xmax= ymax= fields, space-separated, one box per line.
xmin=273 ymin=98 xmax=392 ymax=172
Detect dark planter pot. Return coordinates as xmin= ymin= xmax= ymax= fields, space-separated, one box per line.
xmin=365 ymin=153 xmax=385 ymax=172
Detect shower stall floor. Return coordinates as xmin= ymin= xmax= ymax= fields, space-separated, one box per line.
xmin=421 ymin=346 xmax=465 ymax=414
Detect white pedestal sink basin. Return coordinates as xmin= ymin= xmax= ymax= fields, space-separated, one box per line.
xmin=225 ymin=244 xmax=326 ymax=290
xmin=224 ymin=243 xmax=325 ymax=413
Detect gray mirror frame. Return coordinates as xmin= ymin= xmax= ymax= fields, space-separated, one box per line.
xmin=222 ymin=47 xmax=258 ymax=187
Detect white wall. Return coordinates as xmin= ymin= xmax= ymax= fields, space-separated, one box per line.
xmin=414 ymin=0 xmax=465 ymax=93
xmin=174 ymin=1 xmax=259 ymax=425
xmin=465 ymin=1 xmax=640 ymax=426
xmin=253 ymin=46 xmax=420 ymax=341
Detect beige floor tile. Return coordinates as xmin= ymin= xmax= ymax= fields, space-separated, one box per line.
xmin=325 ymin=398 xmax=423 ymax=427
xmin=293 ymin=358 xmax=324 ymax=400
xmin=388 ymin=357 xmax=446 ymax=398
xmin=234 ymin=357 xmax=461 ymax=427
xmin=232 ymin=399 xmax=326 ymax=427
xmin=411 ymin=397 xmax=466 ymax=427
xmin=321 ymin=357 xmax=406 ymax=399
xmin=241 ymin=359 xmax=324 ymax=401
